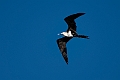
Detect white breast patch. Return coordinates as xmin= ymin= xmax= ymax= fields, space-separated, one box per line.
xmin=67 ymin=31 xmax=73 ymax=37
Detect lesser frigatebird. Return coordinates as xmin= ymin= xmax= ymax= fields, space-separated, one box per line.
xmin=56 ymin=13 xmax=89 ymax=64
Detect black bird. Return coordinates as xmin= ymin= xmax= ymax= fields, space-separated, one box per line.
xmin=57 ymin=13 xmax=89 ymax=64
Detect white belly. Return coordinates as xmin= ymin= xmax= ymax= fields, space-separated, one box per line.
xmin=63 ymin=31 xmax=73 ymax=37
xmin=67 ymin=31 xmax=73 ymax=37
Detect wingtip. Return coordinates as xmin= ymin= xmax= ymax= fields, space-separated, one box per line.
xmin=83 ymin=12 xmax=86 ymax=14
xmin=66 ymin=62 xmax=68 ymax=65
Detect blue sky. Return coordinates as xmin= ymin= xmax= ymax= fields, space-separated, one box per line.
xmin=0 ymin=0 xmax=120 ymax=80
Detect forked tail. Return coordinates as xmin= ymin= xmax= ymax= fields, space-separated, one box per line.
xmin=76 ymin=35 xmax=89 ymax=39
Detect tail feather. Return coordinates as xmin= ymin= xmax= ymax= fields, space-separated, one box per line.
xmin=77 ymin=35 xmax=89 ymax=39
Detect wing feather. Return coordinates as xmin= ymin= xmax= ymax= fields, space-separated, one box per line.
xmin=64 ymin=13 xmax=85 ymax=32
xmin=57 ymin=37 xmax=72 ymax=64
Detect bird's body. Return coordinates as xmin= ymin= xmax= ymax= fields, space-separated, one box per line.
xmin=60 ymin=31 xmax=73 ymax=37
xmin=57 ymin=13 xmax=89 ymax=64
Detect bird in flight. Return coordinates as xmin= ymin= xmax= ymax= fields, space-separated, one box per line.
xmin=56 ymin=13 xmax=89 ymax=64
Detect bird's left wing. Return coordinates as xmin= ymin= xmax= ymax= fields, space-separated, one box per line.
xmin=57 ymin=37 xmax=72 ymax=64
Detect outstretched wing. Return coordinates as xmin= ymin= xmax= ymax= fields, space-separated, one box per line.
xmin=56 ymin=37 xmax=72 ymax=64
xmin=64 ymin=13 xmax=85 ymax=32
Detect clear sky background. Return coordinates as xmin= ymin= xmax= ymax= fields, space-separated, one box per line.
xmin=0 ymin=0 xmax=120 ymax=80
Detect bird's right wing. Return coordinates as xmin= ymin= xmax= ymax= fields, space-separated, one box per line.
xmin=64 ymin=13 xmax=85 ymax=32
xmin=56 ymin=37 xmax=72 ymax=64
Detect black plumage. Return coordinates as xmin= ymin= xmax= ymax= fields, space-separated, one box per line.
xmin=57 ymin=13 xmax=89 ymax=64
